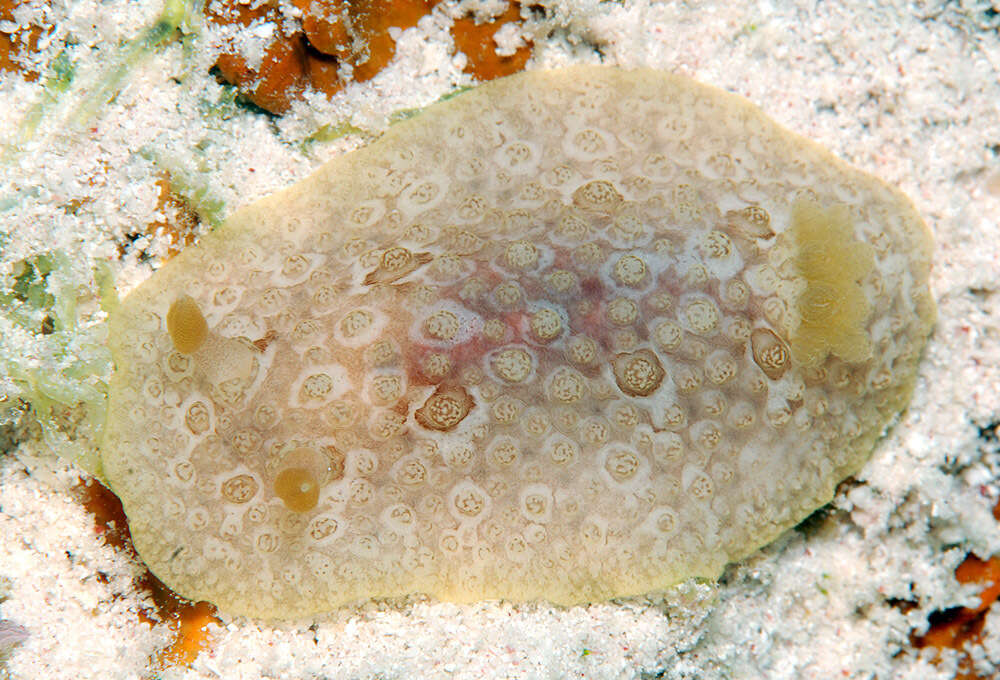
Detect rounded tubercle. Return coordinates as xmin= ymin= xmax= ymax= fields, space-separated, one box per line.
xmin=272 ymin=446 xmax=331 ymax=513
xmin=273 ymin=467 xmax=320 ymax=513
xmin=166 ymin=294 xmax=209 ymax=354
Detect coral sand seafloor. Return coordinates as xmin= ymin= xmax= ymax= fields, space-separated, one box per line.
xmin=1 ymin=0 xmax=1000 ymax=679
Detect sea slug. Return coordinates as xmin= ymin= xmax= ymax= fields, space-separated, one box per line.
xmin=101 ymin=66 xmax=935 ymax=618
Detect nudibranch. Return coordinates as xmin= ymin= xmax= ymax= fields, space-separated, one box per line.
xmin=102 ymin=66 xmax=935 ymax=618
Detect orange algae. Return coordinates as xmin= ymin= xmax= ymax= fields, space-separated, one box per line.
xmin=117 ymin=177 xmax=201 ymax=268
xmin=955 ymin=555 xmax=1000 ymax=616
xmin=148 ymin=177 xmax=200 ymax=259
xmin=0 ymin=0 xmax=48 ymax=81
xmin=296 ymin=0 xmax=441 ymax=82
xmin=206 ymin=0 xmax=531 ymax=113
xmin=75 ymin=479 xmax=220 ymax=669
xmin=451 ymin=1 xmax=532 ymax=81
xmin=914 ymin=499 xmax=1000 ymax=680
xmin=206 ymin=0 xmax=440 ymax=112
xmin=208 ymin=0 xmax=308 ymax=114
xmin=152 ymin=601 xmax=218 ymax=669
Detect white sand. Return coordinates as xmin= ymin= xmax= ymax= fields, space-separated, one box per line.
xmin=2 ymin=1 xmax=1000 ymax=678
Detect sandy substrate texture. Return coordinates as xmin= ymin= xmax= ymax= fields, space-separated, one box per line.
xmin=2 ymin=0 xmax=1000 ymax=678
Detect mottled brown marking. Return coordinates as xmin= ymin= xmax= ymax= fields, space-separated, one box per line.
xmin=751 ymin=327 xmax=791 ymax=379
xmin=321 ymin=446 xmax=347 ymax=481
xmin=252 ymin=329 xmax=278 ymax=352
xmin=415 ymin=384 xmax=475 ymax=431
xmin=725 ymin=205 xmax=774 ymax=239
xmin=612 ymin=349 xmax=666 ymax=397
xmin=363 ymin=247 xmax=433 ymax=285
